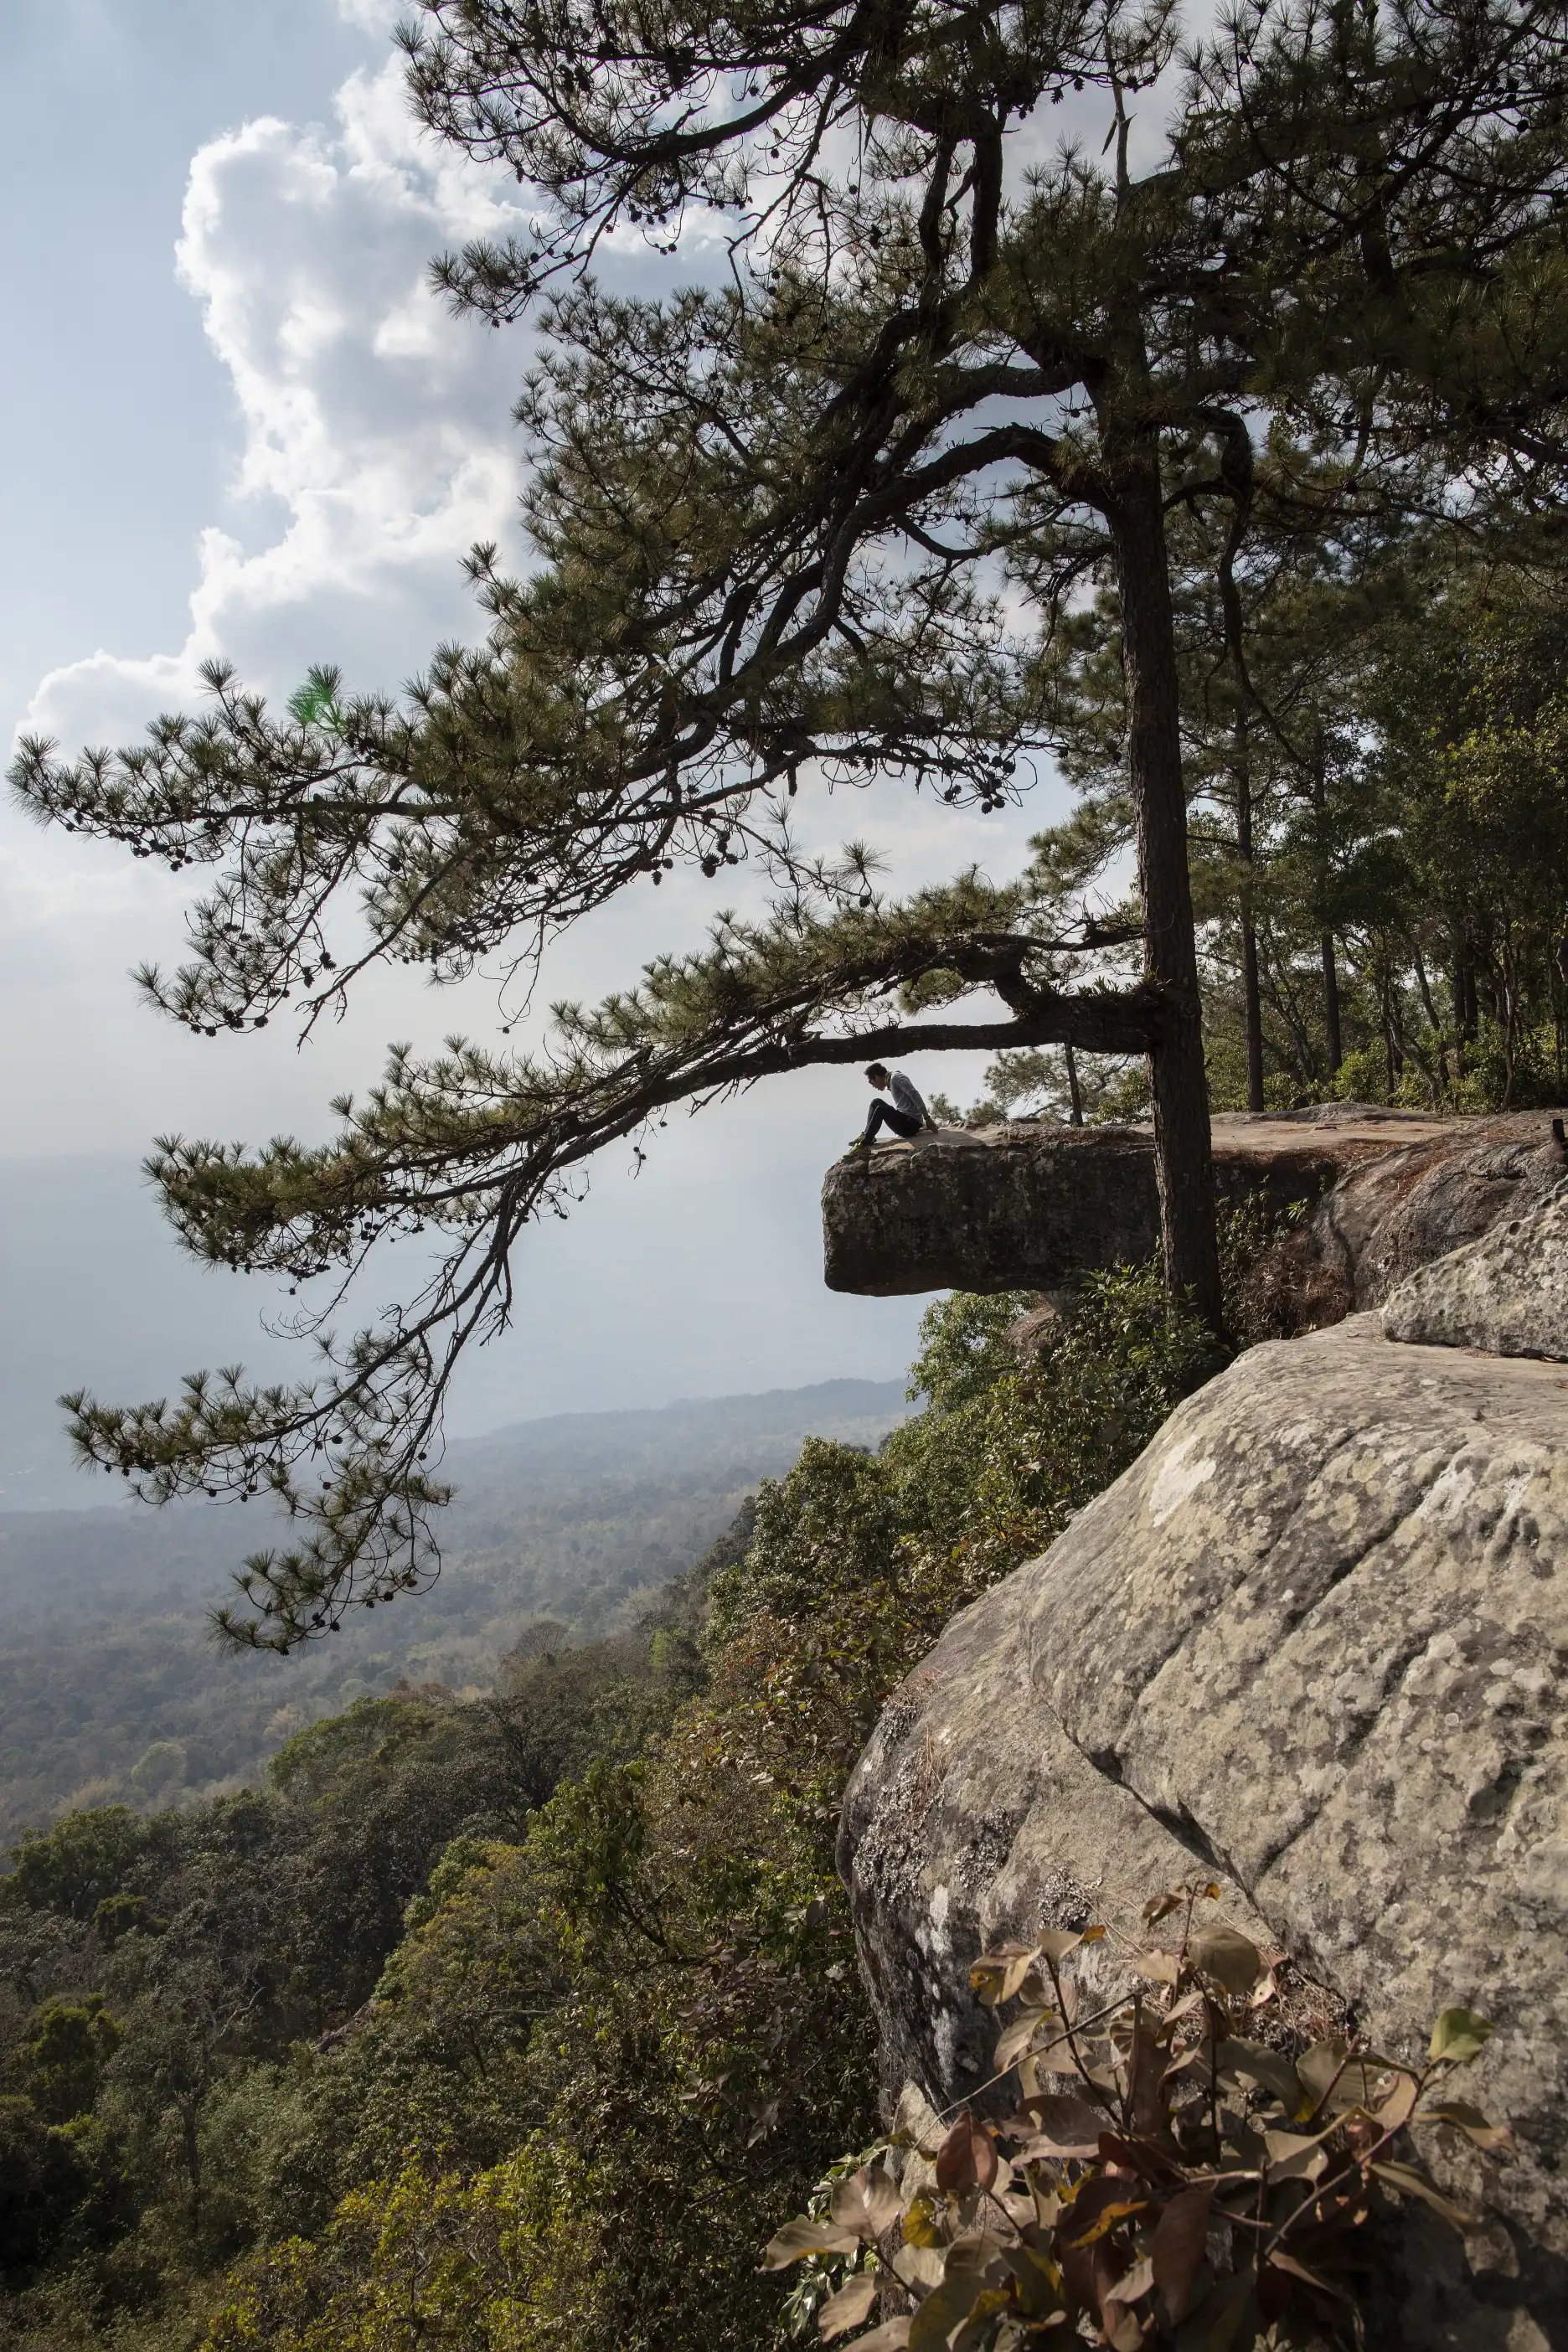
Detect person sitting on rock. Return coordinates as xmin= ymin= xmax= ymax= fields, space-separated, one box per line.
xmin=846 ymin=1063 xmax=937 ymax=1154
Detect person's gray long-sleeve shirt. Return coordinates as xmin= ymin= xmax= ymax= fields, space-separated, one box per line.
xmin=887 ymin=1071 xmax=931 ymax=1125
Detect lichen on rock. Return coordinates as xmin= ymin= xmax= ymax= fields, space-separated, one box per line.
xmin=1384 ymin=1179 xmax=1568 ymax=1362
xmin=840 ymin=1313 xmax=1568 ymax=2348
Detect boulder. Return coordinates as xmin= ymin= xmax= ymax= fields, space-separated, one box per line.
xmin=1277 ymin=1115 xmax=1568 ymax=1328
xmin=822 ymin=1106 xmax=1447 ymax=1297
xmin=1383 ymin=1180 xmax=1568 ymax=1362
xmin=839 ymin=1313 xmax=1568 ymax=2348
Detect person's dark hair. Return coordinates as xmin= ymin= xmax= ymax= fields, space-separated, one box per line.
xmin=865 ymin=1063 xmax=889 ymax=1084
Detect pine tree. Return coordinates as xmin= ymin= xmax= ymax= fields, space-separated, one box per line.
xmin=10 ymin=0 xmax=1567 ymax=1645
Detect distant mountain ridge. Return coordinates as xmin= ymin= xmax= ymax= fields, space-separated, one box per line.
xmin=0 ymin=1375 xmax=909 ymax=1840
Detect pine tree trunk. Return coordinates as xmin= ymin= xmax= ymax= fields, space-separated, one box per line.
xmin=1234 ymin=719 xmax=1265 ymax=1112
xmin=1106 ymin=458 xmax=1222 ymax=1331
xmin=1309 ymin=745 xmax=1342 ymax=1078
xmin=1321 ymin=933 xmax=1343 ymax=1075
xmin=1064 ymin=1039 xmax=1084 ymax=1125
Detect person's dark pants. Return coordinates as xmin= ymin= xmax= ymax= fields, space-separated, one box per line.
xmin=862 ymin=1101 xmax=923 ymax=1144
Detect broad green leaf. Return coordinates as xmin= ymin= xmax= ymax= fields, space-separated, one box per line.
xmin=970 ymin=1944 xmax=1038 ymax=2006
xmin=1429 ymin=2008 xmax=1495 ymax=2065
xmin=902 ymin=2193 xmax=943 ymax=2249
xmin=1001 ymin=2242 xmax=1064 ymax=2318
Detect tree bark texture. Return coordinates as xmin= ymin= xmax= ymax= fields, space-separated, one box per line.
xmin=1106 ymin=459 xmax=1223 ymax=1330
xmin=1234 ymin=719 xmax=1265 ymax=1112
xmin=1322 ymin=933 xmax=1344 ymax=1075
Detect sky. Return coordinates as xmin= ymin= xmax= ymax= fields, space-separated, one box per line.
xmin=0 ymin=0 xmax=1071 ymax=1494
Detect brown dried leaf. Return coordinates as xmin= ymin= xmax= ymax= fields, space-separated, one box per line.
xmin=1151 ymin=2182 xmax=1213 ymax=2327
xmin=1102 ymin=2300 xmax=1146 ymax=2352
xmin=820 ymin=2276 xmax=879 ymax=2339
xmin=832 ymin=2166 xmax=903 ymax=2240
xmin=891 ymin=2243 xmax=946 ymax=2294
xmin=1016 ymin=2092 xmax=1106 ymax=2153
xmin=1114 ymin=2256 xmax=1155 ymax=2303
xmin=1143 ymin=1888 xmax=1186 ymax=1928
xmin=995 ymin=2005 xmax=1057 ymax=2072
xmin=1035 ymin=1927 xmax=1085 ymax=1965
xmin=1064 ymin=2195 xmax=1148 ymax=2250
xmin=1215 ymin=2037 xmax=1307 ymax=2116
xmin=1297 ymin=2039 xmax=1387 ymax=2116
xmin=1372 ymin=2072 xmax=1419 ymax=2135
xmin=1416 ymin=2100 xmax=1515 ymax=2154
xmin=1132 ymin=1949 xmax=1182 ymax=1987
xmin=846 ymin=2320 xmax=912 ymax=2352
xmin=891 ymin=2081 xmax=946 ymax=2154
xmin=764 ymin=2217 xmax=863 ymax=2270
xmin=1262 ymin=2128 xmax=1329 ymax=2184
xmin=1189 ymin=1922 xmax=1263 ymax=1994
xmin=936 ymin=2110 xmax=998 ymax=2197
xmin=1371 ymin=2159 xmax=1478 ymax=2230
xmin=1265 ymin=2249 xmax=1351 ymax=2303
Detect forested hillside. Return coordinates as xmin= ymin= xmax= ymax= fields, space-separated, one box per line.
xmin=0 ymin=1382 xmax=905 ymax=1841
xmin=0 ymin=1278 xmax=1212 ymax=2352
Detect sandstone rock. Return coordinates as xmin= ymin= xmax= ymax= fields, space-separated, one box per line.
xmin=822 ymin=1106 xmax=1568 ymax=1324
xmin=822 ymin=1108 xmax=1438 ymax=1297
xmin=840 ymin=1314 xmax=1568 ymax=2346
xmin=839 ymin=1572 xmax=1277 ymax=2112
xmin=1383 ymin=1180 xmax=1568 ymax=1361
xmin=1278 ymin=1116 xmax=1568 ymax=1328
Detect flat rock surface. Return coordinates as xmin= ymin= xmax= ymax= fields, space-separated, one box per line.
xmin=822 ymin=1106 xmax=1430 ymax=1297
xmin=840 ymin=1314 xmax=1568 ymax=2346
xmin=1384 ymin=1181 xmax=1568 ymax=1360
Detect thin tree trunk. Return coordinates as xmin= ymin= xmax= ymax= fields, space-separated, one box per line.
xmin=1309 ymin=744 xmax=1342 ymax=1077
xmin=1064 ymin=1039 xmax=1084 ymax=1125
xmin=1321 ymin=934 xmax=1343 ymax=1076
xmin=1233 ymin=715 xmax=1265 ymax=1112
xmin=1106 ymin=459 xmax=1222 ymax=1331
xmin=1411 ymin=941 xmax=1450 ymax=1096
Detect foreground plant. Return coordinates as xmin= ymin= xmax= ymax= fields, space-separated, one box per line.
xmin=767 ymin=1887 xmax=1509 ymax=2349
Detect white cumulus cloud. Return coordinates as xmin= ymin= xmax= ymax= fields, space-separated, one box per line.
xmin=23 ymin=57 xmax=529 ymax=752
